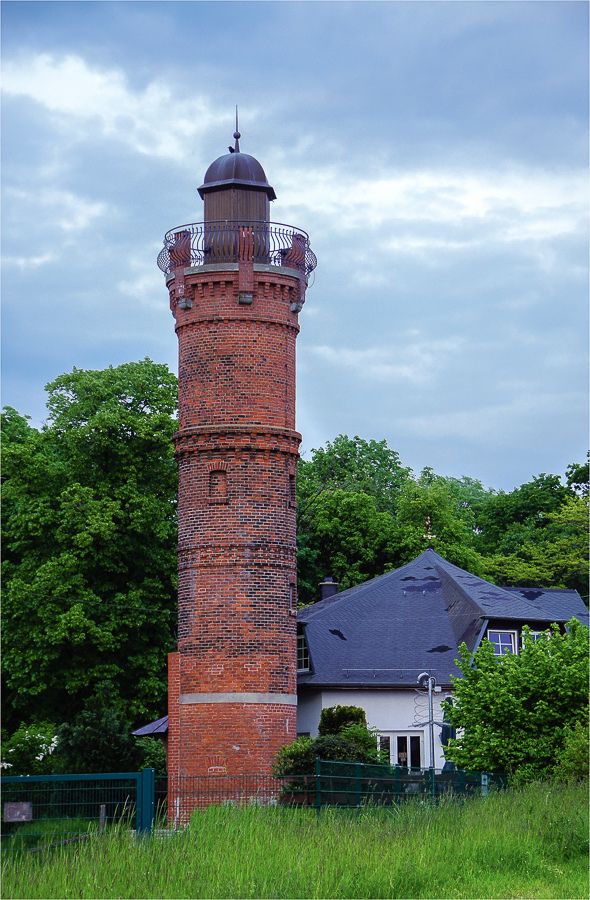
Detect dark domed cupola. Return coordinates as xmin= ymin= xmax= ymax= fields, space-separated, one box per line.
xmin=198 ymin=120 xmax=276 ymax=223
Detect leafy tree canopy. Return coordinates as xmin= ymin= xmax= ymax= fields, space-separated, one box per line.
xmin=1 ymin=360 xmax=178 ymax=734
xmin=443 ymin=619 xmax=589 ymax=780
xmin=481 ymin=495 xmax=589 ymax=598
xmin=297 ymin=434 xmax=412 ymax=519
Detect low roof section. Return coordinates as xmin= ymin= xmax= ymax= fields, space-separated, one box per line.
xmin=297 ymin=548 xmax=588 ymax=691
xmin=131 ymin=715 xmax=169 ymax=737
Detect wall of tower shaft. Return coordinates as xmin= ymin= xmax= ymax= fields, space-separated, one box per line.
xmin=169 ymin=261 xmax=302 ymax=776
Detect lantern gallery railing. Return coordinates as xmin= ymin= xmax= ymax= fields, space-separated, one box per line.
xmin=157 ymin=221 xmax=317 ymax=281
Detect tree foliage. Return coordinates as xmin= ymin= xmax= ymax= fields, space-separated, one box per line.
xmin=3 ymin=357 xmax=587 ymax=769
xmin=318 ymin=704 xmax=367 ymax=735
xmin=296 ymin=434 xmax=586 ymax=606
xmin=1 ymin=360 xmax=178 ymax=734
xmin=442 ymin=619 xmax=589 ymax=779
xmin=54 ymin=696 xmax=143 ymax=775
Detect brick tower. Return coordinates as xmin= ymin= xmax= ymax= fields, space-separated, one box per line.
xmin=158 ymin=124 xmax=316 ymax=779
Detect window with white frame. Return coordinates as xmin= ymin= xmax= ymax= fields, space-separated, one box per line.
xmin=297 ymin=633 xmax=310 ymax=672
xmin=522 ymin=629 xmax=549 ymax=647
xmin=378 ymin=732 xmax=423 ymax=769
xmin=487 ymin=629 xmax=517 ymax=656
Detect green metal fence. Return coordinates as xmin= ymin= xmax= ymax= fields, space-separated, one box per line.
xmin=1 ymin=769 xmax=155 ymax=853
xmin=279 ymin=759 xmax=509 ymax=810
xmin=2 ymin=762 xmax=508 ymax=849
xmin=165 ymin=774 xmax=282 ymax=826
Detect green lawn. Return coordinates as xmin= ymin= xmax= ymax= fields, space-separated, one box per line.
xmin=2 ymin=780 xmax=588 ymax=899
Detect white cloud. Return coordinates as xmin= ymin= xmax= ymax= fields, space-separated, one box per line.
xmin=117 ymin=256 xmax=169 ymax=310
xmin=394 ymin=391 xmax=585 ymax=447
xmin=276 ymin=166 xmax=587 ymax=257
xmin=2 ymin=253 xmax=56 ymax=269
xmin=5 ymin=187 xmax=108 ymax=232
xmin=2 ymin=53 xmax=224 ymax=161
xmin=307 ymin=335 xmax=465 ymax=385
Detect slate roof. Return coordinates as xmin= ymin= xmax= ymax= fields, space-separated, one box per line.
xmin=298 ymin=548 xmax=588 ymax=690
xmin=131 ymin=715 xmax=169 ymax=737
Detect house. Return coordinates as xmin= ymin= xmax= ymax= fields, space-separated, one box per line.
xmin=134 ymin=547 xmax=587 ymax=770
xmin=296 ymin=548 xmax=588 ymax=770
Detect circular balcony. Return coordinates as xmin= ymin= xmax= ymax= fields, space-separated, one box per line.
xmin=157 ymin=221 xmax=317 ymax=282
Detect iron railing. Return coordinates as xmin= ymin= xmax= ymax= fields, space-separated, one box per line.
xmin=1 ymin=770 xmax=155 ymax=853
xmin=279 ymin=759 xmax=508 ymax=810
xmin=1 ymin=763 xmax=508 ymax=849
xmin=164 ymin=774 xmax=282 ymax=827
xmin=157 ymin=221 xmax=317 ymax=280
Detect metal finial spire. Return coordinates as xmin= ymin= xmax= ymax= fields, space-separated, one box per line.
xmin=423 ymin=517 xmax=436 ymax=549
xmin=233 ymin=106 xmax=241 ymax=152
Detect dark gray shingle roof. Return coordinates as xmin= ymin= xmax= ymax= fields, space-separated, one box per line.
xmin=298 ymin=549 xmax=588 ymax=689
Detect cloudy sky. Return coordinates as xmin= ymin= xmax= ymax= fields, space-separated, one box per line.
xmin=2 ymin=1 xmax=588 ymax=491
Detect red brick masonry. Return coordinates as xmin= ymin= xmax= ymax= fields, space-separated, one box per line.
xmin=168 ymin=259 xmax=304 ymax=776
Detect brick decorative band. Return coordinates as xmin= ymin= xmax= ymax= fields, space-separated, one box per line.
xmin=179 ymin=692 xmax=297 ymax=706
xmin=175 ymin=425 xmax=301 ymax=440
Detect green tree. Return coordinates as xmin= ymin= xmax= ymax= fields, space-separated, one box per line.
xmin=566 ymin=452 xmax=589 ymax=497
xmin=475 ymin=473 xmax=574 ymax=557
xmin=54 ymin=696 xmax=142 ymax=774
xmin=1 ymin=360 xmax=178 ymax=734
xmin=443 ymin=619 xmax=589 ymax=779
xmin=298 ymin=489 xmax=398 ymax=602
xmin=297 ymin=435 xmax=412 ymax=518
xmin=391 ymin=475 xmax=486 ymax=574
xmin=481 ymin=495 xmax=589 ymax=598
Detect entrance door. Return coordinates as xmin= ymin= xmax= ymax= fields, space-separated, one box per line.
xmin=379 ymin=733 xmax=423 ymax=769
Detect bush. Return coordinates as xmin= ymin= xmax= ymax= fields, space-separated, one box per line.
xmin=318 ymin=705 xmax=367 ymax=735
xmin=555 ymin=712 xmax=589 ymax=780
xmin=273 ymin=705 xmax=381 ymax=777
xmin=135 ymin=735 xmax=167 ymax=775
xmin=273 ymin=734 xmax=377 ymax=777
xmin=55 ymin=700 xmax=142 ymax=774
xmin=1 ymin=721 xmax=58 ymax=775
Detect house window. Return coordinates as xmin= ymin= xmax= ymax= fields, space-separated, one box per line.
xmin=487 ymin=630 xmax=516 ymax=656
xmin=522 ymin=630 xmax=549 ymax=648
xmin=297 ymin=633 xmax=310 ymax=672
xmin=379 ymin=733 xmax=422 ymax=769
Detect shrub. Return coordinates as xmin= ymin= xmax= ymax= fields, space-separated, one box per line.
xmin=273 ymin=705 xmax=381 ymax=777
xmin=1 ymin=721 xmax=58 ymax=775
xmin=135 ymin=735 xmax=167 ymax=775
xmin=55 ymin=700 xmax=142 ymax=774
xmin=555 ymin=712 xmax=589 ymax=780
xmin=318 ymin=705 xmax=367 ymax=735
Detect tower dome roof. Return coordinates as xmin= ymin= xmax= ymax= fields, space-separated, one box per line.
xmin=198 ymin=151 xmax=276 ymax=201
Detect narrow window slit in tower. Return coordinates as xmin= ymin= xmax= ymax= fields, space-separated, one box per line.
xmin=209 ymin=469 xmax=228 ymax=504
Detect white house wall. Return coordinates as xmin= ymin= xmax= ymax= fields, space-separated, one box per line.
xmin=297 ymin=689 xmax=452 ymax=770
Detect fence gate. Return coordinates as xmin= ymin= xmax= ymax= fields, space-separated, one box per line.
xmin=1 ymin=769 xmax=155 ymax=853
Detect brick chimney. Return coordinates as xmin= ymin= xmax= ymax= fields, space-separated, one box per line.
xmin=320 ymin=577 xmax=339 ymax=601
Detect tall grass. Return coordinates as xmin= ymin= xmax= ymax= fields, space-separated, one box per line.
xmin=2 ymin=780 xmax=588 ymax=899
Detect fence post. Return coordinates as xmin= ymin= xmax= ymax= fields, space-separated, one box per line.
xmin=315 ymin=758 xmax=322 ymax=817
xmin=355 ymin=761 xmax=361 ymax=811
xmin=481 ymin=773 xmax=488 ymax=797
xmin=138 ymin=768 xmax=155 ymax=834
xmin=430 ymin=766 xmax=436 ymax=801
